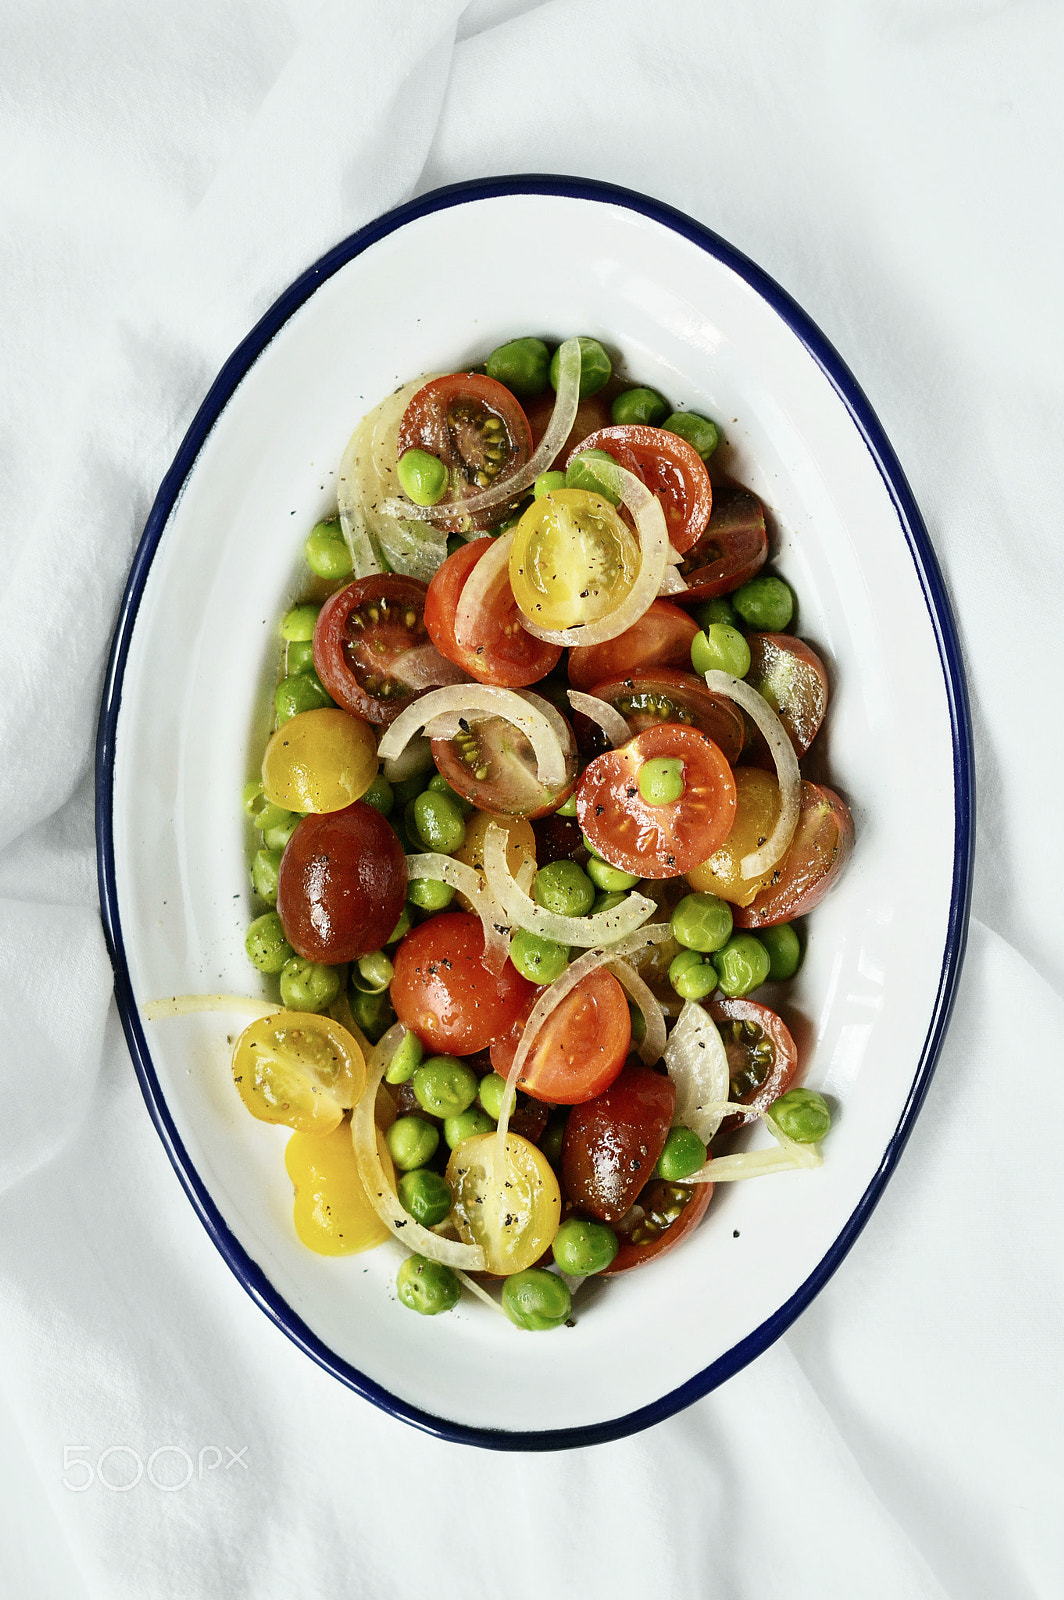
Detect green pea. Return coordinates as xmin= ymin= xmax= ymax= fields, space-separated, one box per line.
xmin=445 ymin=534 xmax=465 ymax=559
xmin=349 ymin=985 xmax=396 ymax=1043
xmin=551 ymin=1216 xmax=619 ymax=1276
xmin=591 ymin=890 xmax=628 ymax=915
xmin=242 ymin=779 xmax=264 ymax=816
xmin=443 ymin=1106 xmax=495 ymax=1148
xmin=539 ymin=1110 xmax=568 ymax=1168
xmin=391 ymin=769 xmax=432 ymax=808
xmin=671 ymin=892 xmax=733 ymax=953
xmin=361 ymin=772 xmax=394 ymax=816
xmin=732 ymin=574 xmax=794 ymax=631
xmin=397 ymin=448 xmax=449 ymax=507
xmin=251 ymin=847 xmax=283 ymax=906
xmin=690 ymin=624 xmax=751 ymax=680
xmin=280 ymin=603 xmax=321 ymax=643
xmin=396 ymin=1254 xmax=461 ymax=1316
xmin=412 ymin=790 xmax=466 ymax=855
xmin=477 ymin=1072 xmax=508 ymax=1121
xmin=628 ymin=1003 xmax=647 ymax=1046
xmin=426 ymin=771 xmax=475 ymax=814
xmin=501 ymin=1268 xmax=572 ymax=1331
xmin=262 ymin=812 xmax=301 ymax=851
xmin=486 ymin=336 xmax=551 ymax=397
xmin=565 ymin=448 xmax=621 ymax=504
xmin=587 ymin=857 xmax=641 ymax=893
xmin=713 ymin=933 xmax=772 ymax=997
xmin=550 ymin=336 xmax=611 ymax=399
xmin=397 ymin=1170 xmax=453 ymax=1228
xmin=278 ymin=956 xmax=340 ymax=1013
xmin=275 ymin=670 xmax=332 ymax=724
xmin=353 ymin=950 xmax=394 ymax=993
xmin=386 ymin=905 xmax=413 ymax=944
xmin=769 ymin=1087 xmax=831 ymax=1144
xmin=386 ymin=1115 xmax=439 ymax=1172
xmin=407 ymin=876 xmax=455 ymax=912
xmin=663 ymin=410 xmax=720 ymax=459
xmin=286 ymin=638 xmax=315 ymax=675
xmin=533 ymin=860 xmax=596 ymax=918
xmin=668 ymin=947 xmax=718 ymax=1001
xmin=581 ymin=833 xmax=603 ymax=861
xmin=251 ymin=799 xmax=291 ymax=836
xmin=759 ymin=923 xmax=802 ymax=981
xmin=245 ymin=912 xmax=294 ymax=975
xmin=556 ymin=793 xmax=579 ymax=817
xmin=694 ymin=596 xmax=740 ymax=632
xmin=637 ymin=756 xmax=685 ymax=806
xmin=305 ymin=518 xmax=353 ymax=581
xmin=534 ymin=470 xmax=567 ymax=498
xmin=611 ymin=386 xmax=669 ymax=427
xmin=413 ymin=1056 xmax=478 ymax=1119
xmin=385 ymin=1029 xmax=423 ymax=1085
xmin=509 ymin=928 xmax=570 ymax=984
xmin=655 ymin=1125 xmax=708 ymax=1181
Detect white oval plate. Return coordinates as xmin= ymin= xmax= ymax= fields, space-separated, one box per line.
xmin=97 ymin=177 xmax=973 ymax=1449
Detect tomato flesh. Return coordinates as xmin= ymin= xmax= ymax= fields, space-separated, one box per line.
xmin=390 ymin=911 xmax=537 ymax=1055
xmin=313 ymin=574 xmax=464 ymax=726
xmin=569 ymin=424 xmax=712 ymax=554
xmin=397 ymin=373 xmax=532 ymax=531
xmin=743 ymin=633 xmax=829 ymax=759
xmin=586 ymin=667 xmax=745 ymax=765
xmin=424 ymin=535 xmax=561 ymax=688
xmin=603 ymin=1177 xmax=713 ymax=1274
xmin=431 ymin=699 xmax=577 ymax=819
xmin=706 ymin=996 xmax=798 ymax=1127
xmin=567 ymin=600 xmax=699 ymax=693
xmin=732 ymin=782 xmax=854 ymax=928
xmin=277 ymin=802 xmax=407 ymax=964
xmin=561 ymin=1060 xmax=676 ymax=1224
xmin=514 ymin=968 xmax=632 ymax=1105
xmin=679 ymin=485 xmax=768 ymax=598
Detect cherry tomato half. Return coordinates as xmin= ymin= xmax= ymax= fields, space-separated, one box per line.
xmin=314 ymin=574 xmax=465 ymax=726
xmin=424 ymin=536 xmax=561 ymax=688
xmin=513 ymin=968 xmax=632 ymax=1106
xmin=276 ymin=801 xmax=407 ymax=964
xmin=525 ymin=390 xmax=613 ymax=467
xmin=566 ymin=600 xmax=700 ymax=693
xmin=706 ymin=996 xmax=798 ymax=1126
xmin=569 ymin=424 xmax=712 ymax=554
xmin=390 ymin=911 xmax=537 ymax=1055
xmin=586 ymin=668 xmax=745 ymax=765
xmin=232 ymin=1011 xmax=366 ymax=1134
xmin=396 ymin=373 xmax=532 ymax=531
xmin=577 ymin=723 xmax=737 ymax=879
xmin=602 ymin=1176 xmax=714 ymax=1274
xmin=446 ymin=1132 xmax=561 ymax=1275
xmin=732 ymin=781 xmax=854 ymax=928
xmin=679 ymin=485 xmax=768 ymax=599
xmin=743 ymin=633 xmax=829 ymax=759
xmin=561 ymin=1059 xmax=676 ymax=1224
xmin=431 ymin=698 xmax=577 ymax=818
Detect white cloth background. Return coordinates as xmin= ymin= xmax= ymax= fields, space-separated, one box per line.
xmin=2 ymin=0 xmax=1061 ymax=1595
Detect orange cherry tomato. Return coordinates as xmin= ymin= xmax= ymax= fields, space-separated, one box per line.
xmin=566 ymin=600 xmax=700 ymax=693
xmin=423 ymin=536 xmax=561 ymax=688
xmin=569 ymin=424 xmax=712 ymax=554
xmin=511 ymin=968 xmax=632 ymax=1106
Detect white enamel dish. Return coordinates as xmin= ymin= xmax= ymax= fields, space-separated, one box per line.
xmin=96 ymin=177 xmax=973 ymax=1449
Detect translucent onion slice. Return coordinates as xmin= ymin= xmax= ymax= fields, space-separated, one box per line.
xmin=658 ymin=564 xmax=689 ymax=596
xmin=518 ymin=463 xmax=671 ymax=648
xmin=376 ymin=684 xmax=567 ymax=790
xmin=405 ymin=851 xmax=510 ymax=975
xmin=482 ymin=822 xmax=655 ymax=948
xmin=376 ymin=338 xmax=583 ymax=524
xmin=337 ymin=376 xmax=438 ymax=578
xmin=661 ymin=1001 xmax=731 ymax=1145
xmin=565 ymin=690 xmax=630 ymax=748
xmin=453 ymin=528 xmax=515 ymax=653
xmin=605 ymin=959 xmax=666 ymax=1065
xmin=686 ymin=1107 xmax=823 ymax=1182
xmin=143 ymin=994 xmax=280 ymax=1022
xmin=351 ymin=1023 xmax=486 ymax=1271
xmin=702 ymin=669 xmax=801 ymax=878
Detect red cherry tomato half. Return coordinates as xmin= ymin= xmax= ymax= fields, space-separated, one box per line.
xmin=313 ymin=575 xmax=464 ymax=727
xmin=276 ymin=802 xmax=407 ymax=964
xmin=586 ymin=667 xmax=745 ymax=765
xmin=743 ymin=633 xmax=829 ymax=759
xmin=561 ymin=1060 xmax=676 ymax=1224
xmin=431 ymin=701 xmax=578 ymax=819
xmin=396 ymin=374 xmax=532 ymax=531
xmin=679 ymin=485 xmax=768 ymax=599
xmin=569 ymin=424 xmax=712 ymax=554
xmin=390 ymin=911 xmax=537 ymax=1056
xmin=732 ymin=782 xmax=854 ymax=929
xmin=424 ymin=536 xmax=561 ymax=688
xmin=577 ymin=723 xmax=737 ymax=879
xmin=567 ymin=600 xmax=700 ymax=693
xmin=602 ymin=1176 xmax=714 ymax=1275
xmin=524 ymin=390 xmax=613 ymax=468
xmin=706 ymin=996 xmax=798 ymax=1130
xmin=512 ymin=968 xmax=632 ymax=1106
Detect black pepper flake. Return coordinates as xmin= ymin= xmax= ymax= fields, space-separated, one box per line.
xmin=595 ymin=805 xmax=605 ymax=816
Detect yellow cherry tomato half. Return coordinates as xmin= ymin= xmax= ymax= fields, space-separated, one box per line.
xmin=231 ymin=1010 xmax=366 ymax=1134
xmin=686 ymin=766 xmax=781 ymax=906
xmin=446 ymin=1132 xmax=561 ymax=1276
xmin=451 ymin=809 xmax=537 ymax=908
xmin=509 ymin=488 xmax=641 ymax=632
xmin=285 ymin=1120 xmax=393 ymax=1255
xmin=261 ymin=707 xmax=377 ymax=814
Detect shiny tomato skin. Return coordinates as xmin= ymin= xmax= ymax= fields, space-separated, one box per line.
xmin=561 ymin=1060 xmax=676 ymax=1224
xmin=602 ymin=1177 xmax=714 ymax=1274
xmin=423 ymin=536 xmax=561 ymax=688
xmin=313 ymin=575 xmax=464 ymax=726
xmin=513 ymin=968 xmax=632 ymax=1106
xmin=743 ymin=633 xmax=829 ymax=759
xmin=525 ymin=390 xmax=614 ymax=468
xmin=567 ymin=601 xmax=700 ymax=693
xmin=707 ymin=996 xmax=798 ymax=1129
xmin=586 ymin=668 xmax=745 ymax=764
xmin=276 ymin=802 xmax=407 ymax=964
xmin=577 ymin=723 xmax=737 ymax=879
xmin=430 ymin=701 xmax=578 ymax=819
xmin=390 ymin=911 xmax=537 ymax=1056
xmin=397 ymin=373 xmax=532 ymax=531
xmin=732 ymin=782 xmax=854 ymax=928
xmin=679 ymin=485 xmax=768 ymax=599
xmin=569 ymin=424 xmax=712 ymax=554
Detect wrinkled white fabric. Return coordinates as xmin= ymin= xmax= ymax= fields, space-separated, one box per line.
xmin=1 ymin=1 xmax=1061 ymax=1595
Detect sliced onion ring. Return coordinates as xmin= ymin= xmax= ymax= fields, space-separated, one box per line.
xmin=376 ymin=684 xmax=568 ymax=791
xmin=661 ymin=1001 xmax=731 ymax=1145
xmin=351 ymin=1023 xmax=487 ymax=1271
xmin=605 ymin=959 xmax=666 ymax=1065
xmin=702 ymin=669 xmax=801 ymax=878
xmin=453 ymin=528 xmax=515 ymax=652
xmin=483 ymin=822 xmax=655 ymax=949
xmin=565 ymin=690 xmax=630 ymax=748
xmin=404 ymin=851 xmax=510 ymax=974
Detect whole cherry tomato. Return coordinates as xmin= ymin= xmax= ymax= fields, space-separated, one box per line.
xmin=276 ymin=801 xmax=407 ymax=964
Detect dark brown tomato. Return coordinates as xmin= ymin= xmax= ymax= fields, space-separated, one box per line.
xmin=602 ymin=1176 xmax=714 ymax=1274
xmin=277 ymin=802 xmax=407 ymax=964
xmin=531 ymin=809 xmax=590 ymax=868
xmin=561 ymin=1060 xmax=676 ymax=1223
xmin=732 ymin=782 xmax=854 ymax=928
xmin=680 ymin=485 xmax=768 ymax=599
xmin=396 ymin=373 xmax=532 ymax=532
xmin=313 ymin=575 xmax=465 ymax=727
xmin=587 ymin=668 xmax=745 ymax=765
xmin=706 ymin=996 xmax=798 ymax=1133
xmin=430 ymin=700 xmax=578 ymax=819
xmin=524 ymin=390 xmax=614 ymax=468
xmin=743 ymin=634 xmax=829 ymax=760
xmin=566 ymin=601 xmax=700 ymax=693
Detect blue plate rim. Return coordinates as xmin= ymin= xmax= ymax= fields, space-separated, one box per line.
xmin=95 ymin=172 xmax=975 ymax=1452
